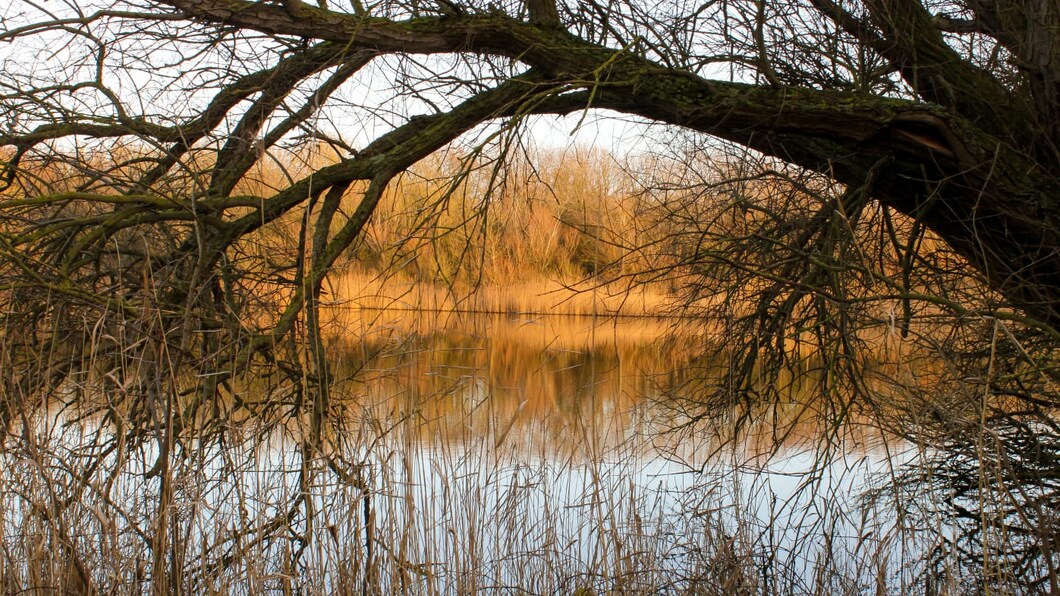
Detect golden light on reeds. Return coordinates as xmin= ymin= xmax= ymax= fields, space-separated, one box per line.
xmin=2 ymin=137 xmax=1048 ymax=594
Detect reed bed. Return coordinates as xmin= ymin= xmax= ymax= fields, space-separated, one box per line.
xmin=1 ymin=144 xmax=1055 ymax=594
xmin=0 ymin=355 xmax=935 ymax=595
xmin=0 ymin=305 xmax=988 ymax=595
xmin=322 ymin=271 xmax=673 ymax=319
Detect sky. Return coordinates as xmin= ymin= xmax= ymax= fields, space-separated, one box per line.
xmin=0 ymin=0 xmax=688 ymax=165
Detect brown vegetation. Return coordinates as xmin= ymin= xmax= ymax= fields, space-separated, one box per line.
xmin=1 ymin=0 xmax=1058 ymax=589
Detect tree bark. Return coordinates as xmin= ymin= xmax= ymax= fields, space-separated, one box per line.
xmin=152 ymin=0 xmax=1060 ymax=329
xmin=2 ymin=0 xmax=1056 ymax=329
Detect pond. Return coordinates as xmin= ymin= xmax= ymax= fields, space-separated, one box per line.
xmin=308 ymin=310 xmax=930 ymax=592
xmin=1 ymin=310 xmax=944 ymax=593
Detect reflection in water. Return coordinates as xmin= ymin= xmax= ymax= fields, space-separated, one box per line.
xmin=320 ymin=312 xmax=927 ymax=591
xmin=1 ymin=312 xmax=937 ymax=593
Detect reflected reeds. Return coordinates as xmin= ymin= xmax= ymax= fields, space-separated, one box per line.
xmin=0 ymin=307 xmax=971 ymax=594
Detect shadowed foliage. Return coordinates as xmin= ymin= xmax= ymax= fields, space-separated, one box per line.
xmin=0 ymin=0 xmax=1057 ymax=592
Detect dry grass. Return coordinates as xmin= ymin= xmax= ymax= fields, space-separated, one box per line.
xmin=322 ymin=270 xmax=673 ymax=318
xmin=0 ymin=310 xmax=948 ymax=595
xmin=1 ymin=143 xmax=1056 ymax=594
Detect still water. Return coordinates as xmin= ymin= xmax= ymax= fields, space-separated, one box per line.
xmin=307 ymin=311 xmax=928 ymax=593
xmin=2 ymin=311 xmax=937 ymax=593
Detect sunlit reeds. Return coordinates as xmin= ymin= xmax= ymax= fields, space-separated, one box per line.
xmin=1 ymin=139 xmax=1056 ymax=594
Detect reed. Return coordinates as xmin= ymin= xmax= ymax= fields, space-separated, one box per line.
xmin=0 ymin=313 xmax=950 ymax=594
xmin=1 ymin=142 xmax=1056 ymax=594
xmin=3 ymin=286 xmax=1033 ymax=594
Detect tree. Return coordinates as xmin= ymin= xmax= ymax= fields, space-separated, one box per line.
xmin=0 ymin=0 xmax=1057 ymax=591
xmin=1 ymin=0 xmax=1056 ymax=333
xmin=1 ymin=0 xmax=1057 ymax=331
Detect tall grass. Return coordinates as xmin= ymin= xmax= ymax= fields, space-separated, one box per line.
xmin=1 ymin=140 xmax=1056 ymax=594
xmin=0 ymin=310 xmax=948 ymax=594
xmin=345 ymin=147 xmax=638 ymax=285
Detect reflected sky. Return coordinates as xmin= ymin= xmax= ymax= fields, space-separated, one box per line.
xmin=1 ymin=311 xmax=938 ymax=593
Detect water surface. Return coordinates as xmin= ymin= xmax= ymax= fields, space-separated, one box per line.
xmin=1 ymin=310 xmax=935 ymax=593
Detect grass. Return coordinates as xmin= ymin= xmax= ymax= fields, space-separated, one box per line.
xmin=3 ymin=299 xmax=1032 ymax=594
xmin=0 ymin=313 xmax=943 ymax=594
xmin=1 ymin=143 xmax=1056 ymax=594
xmin=321 ymin=270 xmax=673 ymax=318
